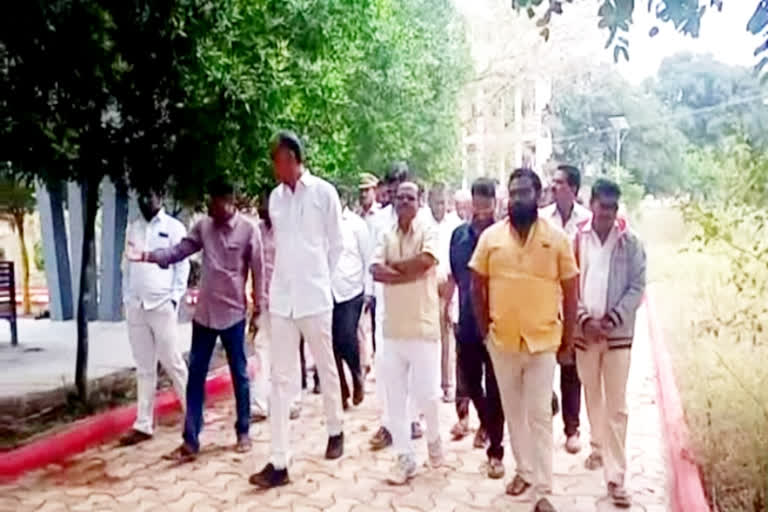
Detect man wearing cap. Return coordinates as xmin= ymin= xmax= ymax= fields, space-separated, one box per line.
xmin=358 ymin=172 xmax=381 ymax=232
xmin=357 ymin=172 xmax=380 ymax=373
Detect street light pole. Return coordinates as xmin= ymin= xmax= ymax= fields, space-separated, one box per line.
xmin=609 ymin=115 xmax=630 ymax=181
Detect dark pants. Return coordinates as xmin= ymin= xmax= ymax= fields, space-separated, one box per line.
xmin=332 ymin=293 xmax=364 ymax=402
xmin=369 ymin=296 xmax=377 ymax=353
xmin=455 ymin=340 xmax=504 ymax=460
xmin=183 ymin=320 xmax=249 ymax=452
xmin=560 ymin=363 xmax=581 ymax=436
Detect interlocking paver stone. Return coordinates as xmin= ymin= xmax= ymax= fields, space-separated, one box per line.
xmin=0 ymin=305 xmax=668 ymax=511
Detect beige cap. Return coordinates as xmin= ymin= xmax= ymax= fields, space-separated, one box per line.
xmin=359 ymin=172 xmax=379 ymax=189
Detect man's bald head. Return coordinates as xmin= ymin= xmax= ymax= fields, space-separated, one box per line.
xmin=395 ymin=181 xmax=420 ymax=225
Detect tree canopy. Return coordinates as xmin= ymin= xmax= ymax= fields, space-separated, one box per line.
xmin=551 ymin=52 xmax=768 ymax=195
xmin=513 ymin=1 xmax=768 ymax=67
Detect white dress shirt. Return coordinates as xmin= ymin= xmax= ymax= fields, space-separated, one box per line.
xmin=540 ymin=201 xmax=592 ymax=240
xmin=123 ymin=209 xmax=190 ymax=310
xmin=430 ymin=211 xmax=462 ymax=281
xmin=332 ymin=208 xmax=372 ymax=303
xmin=269 ymin=170 xmax=344 ymax=319
xmin=581 ymin=227 xmax=620 ymax=318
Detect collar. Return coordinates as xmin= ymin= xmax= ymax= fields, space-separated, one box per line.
xmin=222 ymin=211 xmax=239 ymax=231
xmin=505 ymin=217 xmax=541 ymax=246
xmin=142 ymin=208 xmax=166 ymax=225
xmin=577 ymin=216 xmax=628 ymax=239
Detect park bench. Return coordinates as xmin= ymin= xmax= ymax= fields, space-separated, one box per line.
xmin=0 ymin=261 xmax=18 ymax=346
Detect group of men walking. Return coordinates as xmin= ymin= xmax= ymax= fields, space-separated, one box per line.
xmin=120 ymin=130 xmax=646 ymax=512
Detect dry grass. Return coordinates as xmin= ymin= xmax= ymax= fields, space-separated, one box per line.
xmin=635 ymin=201 xmax=768 ymax=512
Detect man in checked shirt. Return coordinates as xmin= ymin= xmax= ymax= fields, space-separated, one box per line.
xmin=131 ymin=177 xmax=263 ymax=463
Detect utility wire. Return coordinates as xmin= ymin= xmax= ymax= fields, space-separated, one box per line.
xmin=551 ymin=91 xmax=768 ymax=144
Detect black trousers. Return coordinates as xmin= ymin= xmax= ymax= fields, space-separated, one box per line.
xmin=332 ymin=293 xmax=365 ymax=402
xmin=560 ymin=363 xmax=581 ymax=436
xmin=455 ymin=340 xmax=505 ymax=460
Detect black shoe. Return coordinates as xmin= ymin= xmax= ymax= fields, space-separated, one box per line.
xmin=551 ymin=391 xmax=560 ymax=417
xmin=411 ymin=421 xmax=424 ymax=440
xmin=118 ymin=429 xmax=152 ymax=447
xmin=249 ymin=463 xmax=290 ymax=488
xmin=342 ymin=399 xmax=350 ymax=411
xmin=325 ymin=432 xmax=344 ymax=460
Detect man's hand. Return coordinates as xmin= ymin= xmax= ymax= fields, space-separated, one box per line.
xmin=599 ymin=316 xmax=615 ymax=336
xmin=557 ymin=342 xmax=575 ymax=365
xmin=126 ymin=250 xmax=146 ymax=262
xmin=249 ymin=307 xmax=261 ymax=336
xmin=363 ymin=295 xmax=374 ymax=313
xmin=583 ymin=318 xmax=603 ymax=341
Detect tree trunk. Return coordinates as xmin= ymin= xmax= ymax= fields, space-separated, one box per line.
xmin=13 ymin=211 xmax=31 ymax=315
xmin=75 ymin=180 xmax=99 ymax=402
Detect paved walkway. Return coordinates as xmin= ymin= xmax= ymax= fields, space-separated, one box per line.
xmin=0 ymin=306 xmax=668 ymax=511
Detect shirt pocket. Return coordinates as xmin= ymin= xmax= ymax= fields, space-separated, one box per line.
xmin=527 ymin=241 xmax=559 ymax=281
xmin=301 ymin=196 xmax=326 ymax=246
xmin=223 ymin=243 xmax=244 ymax=272
xmin=147 ymin=230 xmax=173 ymax=251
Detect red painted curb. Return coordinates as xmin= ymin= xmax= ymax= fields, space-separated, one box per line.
xmin=644 ymin=292 xmax=710 ymax=512
xmin=0 ymin=359 xmax=258 ymax=481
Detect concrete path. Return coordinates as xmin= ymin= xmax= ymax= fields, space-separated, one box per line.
xmin=0 ymin=319 xmax=192 ymax=397
xmin=0 ymin=305 xmax=668 ymax=511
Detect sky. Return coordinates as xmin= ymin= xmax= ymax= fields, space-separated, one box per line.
xmin=454 ymin=0 xmax=766 ymax=82
xmin=616 ymin=1 xmax=764 ymax=83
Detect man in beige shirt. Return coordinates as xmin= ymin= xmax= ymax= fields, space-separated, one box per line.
xmin=371 ymin=182 xmax=443 ymax=485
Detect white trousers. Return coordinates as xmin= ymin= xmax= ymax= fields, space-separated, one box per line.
xmin=374 ymin=289 xmax=419 ymax=428
xmin=250 ymin=313 xmax=301 ymax=413
xmin=269 ymin=311 xmax=343 ymax=469
xmin=576 ymin=341 xmax=632 ymax=486
xmin=126 ymin=301 xmax=188 ymax=435
xmin=488 ymin=343 xmax=556 ymax=499
xmin=381 ymin=338 xmax=441 ymax=457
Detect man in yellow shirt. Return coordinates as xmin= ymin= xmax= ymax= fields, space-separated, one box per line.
xmin=372 ymin=181 xmax=443 ymax=485
xmin=470 ymin=168 xmax=579 ymax=512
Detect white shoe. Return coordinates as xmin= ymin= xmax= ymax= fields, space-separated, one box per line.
xmin=565 ymin=433 xmax=581 ymax=454
xmin=289 ymin=404 xmax=301 ymax=420
xmin=427 ymin=438 xmax=444 ymax=468
xmin=387 ymin=454 xmax=416 ymax=485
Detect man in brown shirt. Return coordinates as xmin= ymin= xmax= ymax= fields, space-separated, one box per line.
xmin=132 ymin=178 xmax=263 ymax=462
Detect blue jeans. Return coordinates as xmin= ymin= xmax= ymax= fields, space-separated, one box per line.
xmin=183 ymin=319 xmax=250 ymax=452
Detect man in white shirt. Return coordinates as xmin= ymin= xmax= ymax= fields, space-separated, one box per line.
xmin=250 ymin=131 xmax=345 ymax=489
xmin=356 ymin=173 xmax=380 ymax=374
xmin=539 ymin=164 xmax=592 ymax=455
xmin=428 ymin=183 xmax=462 ymax=403
xmin=119 ymin=187 xmax=190 ymax=446
xmin=332 ymin=195 xmax=372 ymax=409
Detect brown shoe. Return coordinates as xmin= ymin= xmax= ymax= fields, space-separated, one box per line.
xmin=235 ymin=434 xmax=252 ymax=453
xmin=352 ymin=382 xmax=364 ymax=406
xmin=505 ymin=474 xmax=531 ymax=496
xmin=119 ymin=429 xmax=152 ymax=447
xmin=533 ymin=497 xmax=557 ymax=512
xmin=369 ymin=426 xmax=393 ymax=451
xmin=608 ymin=482 xmax=631 ymax=508
xmin=450 ymin=418 xmax=470 ymax=440
xmin=162 ymin=443 xmax=198 ymax=463
xmin=473 ymin=427 xmax=487 ymax=449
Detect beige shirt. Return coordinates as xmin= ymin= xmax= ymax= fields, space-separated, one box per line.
xmin=373 ymin=217 xmax=440 ymax=341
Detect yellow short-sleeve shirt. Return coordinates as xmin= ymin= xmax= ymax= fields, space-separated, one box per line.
xmin=469 ymin=218 xmax=579 ymax=353
xmin=373 ymin=218 xmax=441 ymax=341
